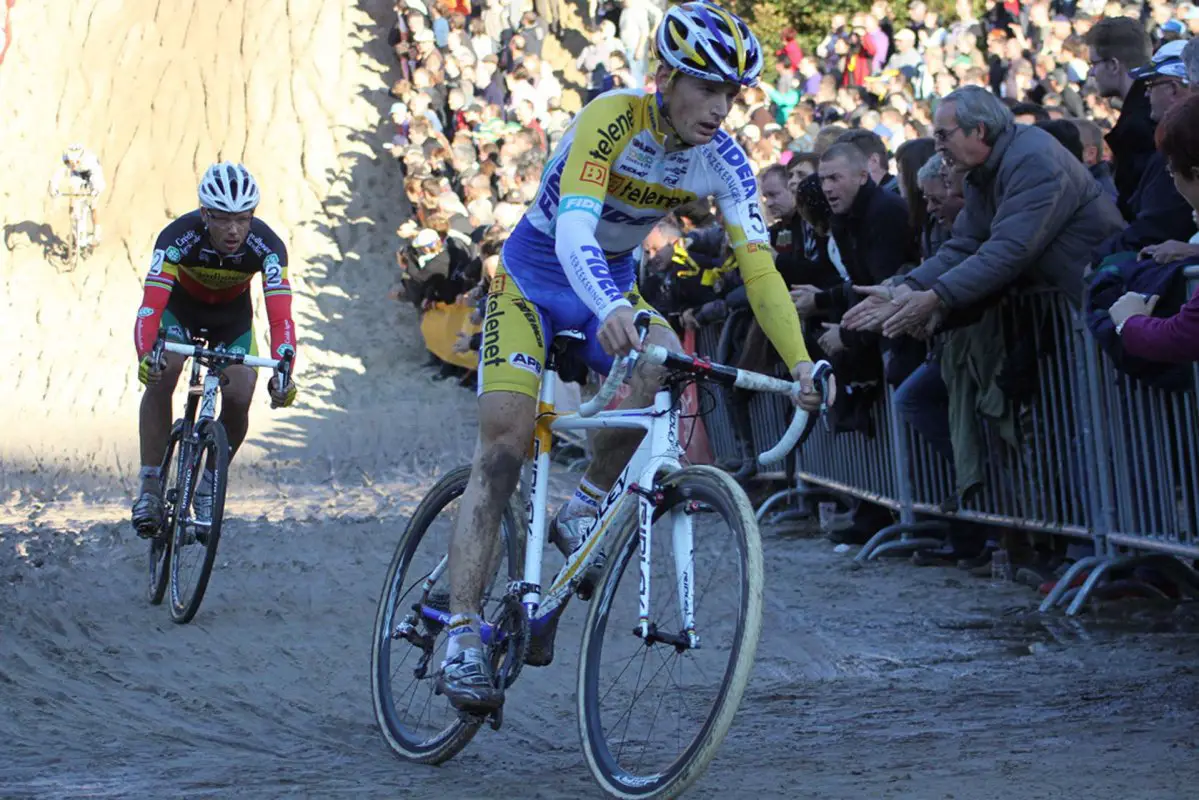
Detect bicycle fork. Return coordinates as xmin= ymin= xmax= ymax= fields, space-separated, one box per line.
xmin=630 ymin=479 xmax=699 ymax=651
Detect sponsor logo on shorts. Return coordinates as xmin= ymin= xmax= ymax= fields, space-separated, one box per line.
xmin=149 ymin=249 xmax=165 ymax=276
xmin=481 ymin=293 xmax=506 ymax=369
xmin=487 ymin=274 xmax=507 ymax=295
xmin=508 ymin=352 xmax=542 ymax=376
xmin=137 ymin=306 xmax=155 ymax=317
xmin=512 ymin=298 xmax=544 ymax=350
xmin=579 ymin=161 xmax=609 ymax=187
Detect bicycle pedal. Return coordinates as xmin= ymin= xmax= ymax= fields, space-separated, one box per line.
xmin=488 ymin=706 xmax=503 ymax=731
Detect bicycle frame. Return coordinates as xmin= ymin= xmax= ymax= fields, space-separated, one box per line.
xmin=414 ymin=337 xmax=830 ymax=650
xmin=164 ymin=344 xmax=233 ymax=534
xmin=72 ymin=197 xmax=91 ymax=241
xmin=160 ymin=339 xmax=288 ymax=519
xmin=419 ymin=353 xmax=698 ymax=648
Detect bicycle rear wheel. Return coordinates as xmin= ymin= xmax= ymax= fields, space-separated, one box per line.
xmin=371 ymin=464 xmax=524 ymax=765
xmin=577 ymin=465 xmax=764 ymax=799
xmin=168 ymin=420 xmax=229 ymax=624
xmin=147 ymin=421 xmax=185 ymax=605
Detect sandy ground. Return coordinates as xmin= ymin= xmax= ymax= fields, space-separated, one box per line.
xmin=2 ymin=2 xmax=1198 ymax=798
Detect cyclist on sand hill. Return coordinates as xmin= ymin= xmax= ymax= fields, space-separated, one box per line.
xmin=435 ymin=1 xmax=822 ymax=715
xmin=130 ymin=162 xmax=298 ymax=538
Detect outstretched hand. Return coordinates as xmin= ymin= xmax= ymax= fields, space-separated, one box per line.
xmin=841 ymin=284 xmax=912 ymax=331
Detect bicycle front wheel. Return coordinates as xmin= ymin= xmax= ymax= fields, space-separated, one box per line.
xmin=168 ymin=420 xmax=229 ymax=624
xmin=577 ymin=465 xmax=764 ymax=799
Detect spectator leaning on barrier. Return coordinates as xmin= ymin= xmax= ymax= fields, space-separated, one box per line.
xmin=1109 ymin=92 xmax=1199 ymax=362
xmin=1094 ymin=39 xmax=1198 ymax=261
xmin=845 ymin=86 xmax=1126 ymax=340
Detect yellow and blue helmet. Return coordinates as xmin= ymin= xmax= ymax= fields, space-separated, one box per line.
xmin=654 ymin=2 xmax=763 ymax=87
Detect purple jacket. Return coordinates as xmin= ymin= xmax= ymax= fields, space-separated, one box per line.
xmin=1122 ymin=286 xmax=1199 ymax=363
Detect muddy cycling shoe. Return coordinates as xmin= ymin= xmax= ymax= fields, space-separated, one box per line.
xmin=131 ymin=491 xmax=164 ymax=539
xmin=193 ymin=488 xmax=214 ymax=526
xmin=436 ymin=648 xmax=504 ymax=714
xmin=190 ymin=487 xmax=215 ymax=546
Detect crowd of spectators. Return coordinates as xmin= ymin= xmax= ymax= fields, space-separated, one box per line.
xmin=384 ymin=0 xmax=669 ymax=385
xmin=385 ymin=0 xmax=1199 ymax=589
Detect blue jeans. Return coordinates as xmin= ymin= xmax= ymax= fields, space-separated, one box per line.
xmin=894 ymin=358 xmax=952 ymax=461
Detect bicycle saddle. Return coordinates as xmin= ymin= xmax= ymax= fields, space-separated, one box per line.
xmin=551 ymin=329 xmax=585 ymax=351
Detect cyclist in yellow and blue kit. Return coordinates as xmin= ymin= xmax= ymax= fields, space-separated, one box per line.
xmin=436 ymin=1 xmax=823 ymax=714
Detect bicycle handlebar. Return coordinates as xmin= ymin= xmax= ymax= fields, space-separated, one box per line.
xmin=163 ymin=341 xmax=284 ymax=370
xmin=576 ymin=311 xmax=835 ymax=464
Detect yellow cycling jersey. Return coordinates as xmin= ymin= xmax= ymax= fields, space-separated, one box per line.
xmin=505 ymin=88 xmax=810 ymax=368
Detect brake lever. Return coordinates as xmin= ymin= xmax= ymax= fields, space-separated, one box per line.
xmin=150 ymin=329 xmax=168 ymax=371
xmin=270 ymin=350 xmax=295 ymax=409
xmin=810 ymin=360 xmax=835 ymax=430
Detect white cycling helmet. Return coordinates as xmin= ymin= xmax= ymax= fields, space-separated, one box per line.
xmin=654 ymin=1 xmax=763 ymax=87
xmin=198 ymin=161 xmax=260 ymax=213
xmin=63 ymin=143 xmax=85 ymax=163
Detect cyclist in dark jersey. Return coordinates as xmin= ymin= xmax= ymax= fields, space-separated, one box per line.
xmin=130 ymin=162 xmax=298 ymax=537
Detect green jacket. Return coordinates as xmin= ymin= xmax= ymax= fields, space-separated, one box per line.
xmin=940 ymin=306 xmax=1019 ymax=496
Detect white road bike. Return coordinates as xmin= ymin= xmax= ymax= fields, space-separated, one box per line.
xmin=371 ymin=312 xmax=832 ymax=798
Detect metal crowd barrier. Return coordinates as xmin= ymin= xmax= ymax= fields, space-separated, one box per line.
xmin=690 ymin=282 xmax=1199 ymax=616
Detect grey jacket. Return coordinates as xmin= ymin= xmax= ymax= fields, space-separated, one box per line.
xmin=905 ymin=124 xmax=1126 ymax=308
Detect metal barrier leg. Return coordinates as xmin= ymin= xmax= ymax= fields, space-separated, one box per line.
xmin=755 ymin=487 xmax=808 ymax=523
xmin=1065 ymin=557 xmax=1123 ymax=616
xmin=854 ymin=521 xmax=948 ymax=562
xmin=1038 ymin=555 xmax=1104 ymax=612
xmin=1064 ymin=551 xmax=1199 ymax=615
xmin=853 ymin=384 xmax=949 ymax=563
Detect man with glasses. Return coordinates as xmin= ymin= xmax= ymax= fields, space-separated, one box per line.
xmin=1094 ymin=40 xmax=1197 ymax=260
xmin=1085 ymin=16 xmax=1155 ymax=216
xmin=841 ymin=86 xmax=1125 ymax=339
